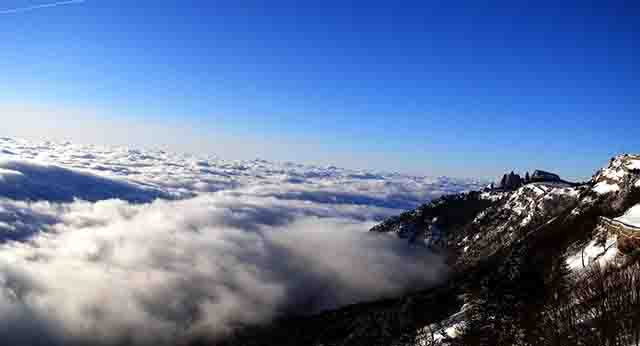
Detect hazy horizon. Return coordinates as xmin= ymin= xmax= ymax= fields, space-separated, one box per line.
xmin=0 ymin=104 xmax=621 ymax=182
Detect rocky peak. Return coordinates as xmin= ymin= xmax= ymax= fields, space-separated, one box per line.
xmin=591 ymin=154 xmax=640 ymax=195
xmin=498 ymin=171 xmax=523 ymax=190
xmin=530 ymin=169 xmax=561 ymax=182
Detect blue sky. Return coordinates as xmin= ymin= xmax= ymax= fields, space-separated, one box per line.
xmin=0 ymin=1 xmax=638 ymax=180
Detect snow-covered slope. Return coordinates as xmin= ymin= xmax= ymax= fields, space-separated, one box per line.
xmin=561 ymin=154 xmax=640 ymax=270
xmin=592 ymin=154 xmax=640 ymax=195
xmin=617 ymin=203 xmax=640 ymax=227
xmin=568 ymin=203 xmax=640 ymax=272
xmin=358 ymin=154 xmax=640 ymax=346
xmin=566 ymin=232 xmax=619 ymax=271
xmin=458 ymin=154 xmax=640 ymax=268
xmin=455 ymin=182 xmax=581 ymax=263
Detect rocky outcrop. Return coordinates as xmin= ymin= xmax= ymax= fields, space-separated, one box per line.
xmin=530 ymin=169 xmax=561 ymax=182
xmin=498 ymin=171 xmax=523 ymax=190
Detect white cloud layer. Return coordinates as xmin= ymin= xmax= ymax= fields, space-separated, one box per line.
xmin=0 ymin=137 xmax=482 ymax=345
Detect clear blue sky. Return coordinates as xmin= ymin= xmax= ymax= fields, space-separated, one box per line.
xmin=0 ymin=1 xmax=638 ymax=180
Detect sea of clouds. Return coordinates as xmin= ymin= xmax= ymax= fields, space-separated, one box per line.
xmin=0 ymin=137 xmax=484 ymax=345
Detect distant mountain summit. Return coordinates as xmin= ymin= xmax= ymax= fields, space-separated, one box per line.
xmin=530 ymin=169 xmax=561 ymax=182
xmin=492 ymin=169 xmax=576 ymax=191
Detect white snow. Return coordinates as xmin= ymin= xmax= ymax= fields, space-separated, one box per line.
xmin=550 ymin=186 xmax=580 ymax=198
xmin=480 ymin=191 xmax=504 ymax=201
xmin=567 ymin=236 xmax=618 ymax=271
xmin=445 ymin=324 xmax=463 ymax=337
xmin=616 ymin=204 xmax=640 ymax=227
xmin=601 ymin=167 xmax=626 ymax=181
xmin=431 ymin=315 xmax=466 ymax=342
xmin=592 ymin=155 xmax=640 ymax=187
xmin=520 ymin=213 xmax=533 ymax=226
xmin=593 ymin=181 xmax=620 ymax=194
xmin=627 ymin=160 xmax=640 ymax=170
xmin=432 ymin=321 xmax=465 ymax=341
xmin=497 ymin=183 xmax=580 ymax=229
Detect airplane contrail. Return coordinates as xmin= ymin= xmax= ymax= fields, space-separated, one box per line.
xmin=0 ymin=0 xmax=84 ymax=15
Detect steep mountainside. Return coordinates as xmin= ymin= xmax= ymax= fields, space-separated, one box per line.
xmin=216 ymin=154 xmax=640 ymax=346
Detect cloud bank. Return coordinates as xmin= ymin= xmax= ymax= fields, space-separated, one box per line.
xmin=0 ymin=196 xmax=445 ymax=345
xmin=0 ymin=137 xmax=482 ymax=345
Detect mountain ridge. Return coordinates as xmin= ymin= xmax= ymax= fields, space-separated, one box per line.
xmin=216 ymin=154 xmax=640 ymax=346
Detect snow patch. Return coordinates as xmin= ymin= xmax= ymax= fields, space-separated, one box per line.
xmin=601 ymin=168 xmax=626 ymax=181
xmin=627 ymin=160 xmax=640 ymax=170
xmin=520 ymin=213 xmax=533 ymax=226
xmin=433 ymin=321 xmax=465 ymax=341
xmin=593 ymin=181 xmax=620 ymax=194
xmin=480 ymin=191 xmax=504 ymax=201
xmin=616 ymin=204 xmax=640 ymax=227
xmin=567 ymin=236 xmax=618 ymax=271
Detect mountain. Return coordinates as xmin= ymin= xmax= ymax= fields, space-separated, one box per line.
xmin=216 ymin=154 xmax=640 ymax=346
